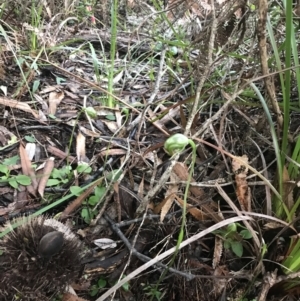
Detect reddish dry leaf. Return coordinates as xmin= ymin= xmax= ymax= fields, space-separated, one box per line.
xmin=160 ymin=196 xmax=175 ymax=222
xmin=232 ymin=155 xmax=251 ymax=211
xmin=48 ymin=90 xmax=64 ymax=115
xmin=153 ymin=193 xmax=175 ymax=215
xmin=19 ymin=144 xmax=38 ymax=196
xmin=47 ymin=145 xmax=76 ymax=162
xmin=172 ymin=162 xmax=219 ymax=222
xmin=0 ymin=96 xmax=39 ymax=119
xmin=173 ymin=162 xmax=205 ymax=198
xmin=158 ymin=173 xmax=179 ymax=222
xmin=174 ymin=195 xmax=206 ymax=221
xmin=38 ymin=157 xmax=55 ymax=198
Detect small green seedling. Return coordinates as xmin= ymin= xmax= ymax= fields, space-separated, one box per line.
xmin=89 ymin=276 xmax=107 ymax=297
xmin=143 ymin=284 xmax=164 ymax=301
xmin=214 ymin=223 xmax=252 ymax=257
xmin=81 ymin=185 xmax=106 ymax=224
xmin=0 ymin=156 xmax=31 ymax=189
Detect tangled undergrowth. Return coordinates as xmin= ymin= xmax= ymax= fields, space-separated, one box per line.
xmin=0 ymin=0 xmax=300 ymax=300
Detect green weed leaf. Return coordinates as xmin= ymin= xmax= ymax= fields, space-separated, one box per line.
xmin=98 ymin=277 xmax=106 ymax=288
xmin=240 ymin=229 xmax=252 ymax=239
xmin=3 ymin=156 xmax=19 ymax=165
xmin=0 ymin=165 xmax=9 ymax=174
xmin=46 ymin=179 xmax=61 ymax=187
xmin=25 ymin=135 xmax=36 ymax=143
xmin=230 ymin=241 xmax=243 ymax=257
xmin=8 ymin=178 xmax=18 ymax=189
xmin=70 ymin=186 xmax=82 ymax=196
xmin=15 ymin=175 xmax=31 ymax=185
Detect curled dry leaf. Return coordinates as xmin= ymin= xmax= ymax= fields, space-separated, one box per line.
xmin=93 ymin=238 xmax=117 ymax=249
xmin=0 ymin=96 xmax=39 ymax=119
xmin=174 ymin=195 xmax=206 ymax=221
xmin=76 ymin=131 xmax=87 ymax=163
xmin=212 ymin=236 xmax=223 ymax=269
xmin=232 ymin=155 xmax=251 ymax=211
xmin=37 ymin=157 xmax=55 ymax=197
xmin=282 ymin=165 xmax=294 ymax=211
xmin=62 ymin=292 xmax=89 ymax=301
xmin=19 ymin=144 xmax=37 ymax=196
xmin=48 ymin=90 xmax=64 ymax=115
xmin=156 ymin=173 xmax=179 ymax=222
xmin=153 ymin=193 xmax=176 ymax=222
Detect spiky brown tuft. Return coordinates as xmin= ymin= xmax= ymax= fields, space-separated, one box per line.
xmin=0 ymin=216 xmax=82 ymax=301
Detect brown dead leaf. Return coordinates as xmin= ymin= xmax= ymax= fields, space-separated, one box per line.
xmin=212 ymin=266 xmax=228 ymax=297
xmin=102 ymin=120 xmax=118 ymax=133
xmin=282 ymin=165 xmax=294 ymax=211
xmin=174 ymin=195 xmax=206 ymax=221
xmin=76 ymin=131 xmax=87 ymax=162
xmin=153 ymin=193 xmax=175 ymax=215
xmin=0 ymin=96 xmax=39 ymax=119
xmin=158 ymin=173 xmax=179 ymax=222
xmin=99 ymin=148 xmax=127 ymax=157
xmin=173 ymin=162 xmax=220 ymax=222
xmin=212 ymin=236 xmax=223 ymax=269
xmin=62 ymin=292 xmax=89 ymax=301
xmin=48 ymin=90 xmax=64 ymax=115
xmin=232 ymin=155 xmax=251 ymax=211
xmin=19 ymin=144 xmax=38 ymax=196
xmin=47 ymin=145 xmax=76 ymax=162
xmin=38 ymin=157 xmax=55 ymax=198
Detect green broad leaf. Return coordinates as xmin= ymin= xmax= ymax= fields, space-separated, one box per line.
xmin=224 ymin=240 xmax=231 ymax=249
xmin=3 ymin=155 xmax=19 ymax=165
xmin=0 ymin=249 xmax=4 ymax=255
xmin=15 ymin=175 xmax=31 ymax=186
xmin=97 ymin=277 xmax=107 ymax=288
xmin=70 ymin=186 xmax=82 ymax=196
xmin=46 ymin=179 xmax=61 ymax=187
xmin=106 ymin=169 xmax=122 ymax=182
xmin=88 ymin=195 xmax=99 ymax=206
xmin=32 ymin=80 xmax=40 ymax=93
xmin=105 ymin=114 xmax=115 ymax=121
xmin=226 ymin=223 xmax=237 ymax=233
xmin=89 ymin=285 xmax=99 ymax=297
xmin=168 ymin=46 xmax=178 ymax=56
xmin=81 ymin=208 xmax=94 ymax=224
xmin=122 ymin=281 xmax=130 ymax=292
xmin=0 ymin=165 xmax=9 ymax=174
xmin=77 ymin=164 xmax=92 ymax=174
xmin=56 ymin=76 xmax=66 ymax=85
xmin=25 ymin=135 xmax=36 ymax=143
xmin=240 ymin=229 xmax=252 ymax=239
xmin=8 ymin=178 xmax=18 ymax=189
xmin=94 ymin=186 xmax=106 ymax=198
xmin=230 ymin=241 xmax=243 ymax=257
xmin=85 ymin=107 xmax=97 ymax=119
xmin=51 ymin=168 xmax=61 ymax=179
xmin=48 ymin=114 xmax=57 ymax=119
